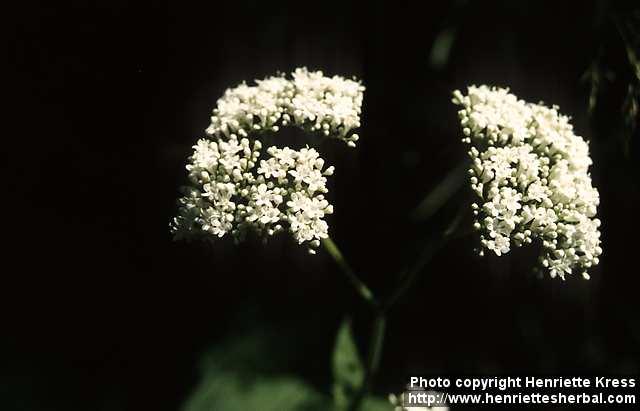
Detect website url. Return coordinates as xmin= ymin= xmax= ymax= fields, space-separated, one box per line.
xmin=406 ymin=391 xmax=637 ymax=406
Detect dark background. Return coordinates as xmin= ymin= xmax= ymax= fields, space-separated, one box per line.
xmin=6 ymin=1 xmax=640 ymax=410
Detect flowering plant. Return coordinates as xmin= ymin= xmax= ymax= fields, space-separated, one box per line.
xmin=171 ymin=71 xmax=602 ymax=410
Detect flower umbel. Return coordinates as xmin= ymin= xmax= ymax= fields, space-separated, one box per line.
xmin=171 ymin=68 xmax=363 ymax=252
xmin=453 ymin=85 xmax=602 ymax=280
xmin=205 ymin=67 xmax=364 ymax=147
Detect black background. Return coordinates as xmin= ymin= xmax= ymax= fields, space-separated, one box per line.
xmin=6 ymin=1 xmax=640 ymax=410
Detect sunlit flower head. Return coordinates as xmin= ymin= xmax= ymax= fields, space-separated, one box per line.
xmin=205 ymin=67 xmax=364 ymax=147
xmin=171 ymin=68 xmax=364 ymax=253
xmin=453 ymin=85 xmax=602 ymax=280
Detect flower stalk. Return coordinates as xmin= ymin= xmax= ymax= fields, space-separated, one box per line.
xmin=321 ymin=237 xmax=379 ymax=308
xmin=322 ymin=208 xmax=467 ymax=411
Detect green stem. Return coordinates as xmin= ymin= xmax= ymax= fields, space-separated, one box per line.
xmin=411 ymin=160 xmax=468 ymax=221
xmin=383 ymin=209 xmax=465 ymax=313
xmin=321 ymin=237 xmax=380 ymax=309
xmin=323 ymin=203 xmax=468 ymax=410
xmin=348 ymin=314 xmax=386 ymax=411
xmin=322 ymin=237 xmax=385 ymax=411
xmin=366 ymin=314 xmax=386 ymax=380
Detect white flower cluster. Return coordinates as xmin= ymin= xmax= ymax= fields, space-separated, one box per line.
xmin=171 ymin=68 xmax=364 ymax=252
xmin=452 ymin=85 xmax=602 ymax=280
xmin=171 ymin=136 xmax=336 ymax=252
xmin=205 ymin=67 xmax=364 ymax=147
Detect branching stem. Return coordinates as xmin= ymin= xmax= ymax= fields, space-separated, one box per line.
xmin=322 ymin=202 xmax=468 ymax=411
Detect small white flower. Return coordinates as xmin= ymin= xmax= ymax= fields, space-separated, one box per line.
xmin=257 ymin=159 xmax=284 ymax=179
xmin=273 ymin=146 xmax=297 ymax=167
xmin=252 ymin=184 xmax=280 ymax=207
xmin=286 ymin=192 xmax=310 ymax=213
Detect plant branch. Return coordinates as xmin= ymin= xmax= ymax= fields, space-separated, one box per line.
xmin=410 ymin=160 xmax=468 ymax=221
xmin=383 ymin=209 xmax=465 ymax=313
xmin=321 ymin=237 xmax=380 ymax=309
xmin=324 ymin=176 xmax=471 ymax=411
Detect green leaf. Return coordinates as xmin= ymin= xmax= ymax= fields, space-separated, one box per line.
xmin=332 ymin=318 xmax=365 ymax=410
xmin=183 ymin=372 xmax=330 ymax=411
xmin=182 ymin=328 xmax=332 ymax=411
xmin=180 ymin=317 xmax=391 ymax=411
